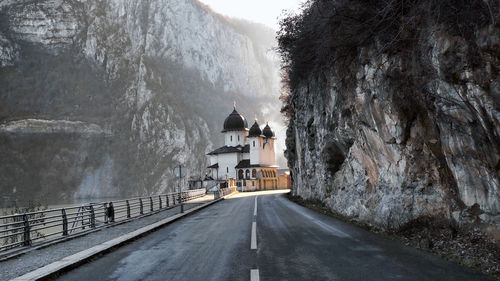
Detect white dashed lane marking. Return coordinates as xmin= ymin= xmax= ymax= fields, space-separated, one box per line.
xmin=254 ymin=196 xmax=258 ymax=217
xmin=250 ymin=269 xmax=260 ymax=281
xmin=251 ymin=221 xmax=257 ymax=250
xmin=251 ymin=196 xmax=259 ymax=279
xmin=251 ymin=196 xmax=258 ymax=250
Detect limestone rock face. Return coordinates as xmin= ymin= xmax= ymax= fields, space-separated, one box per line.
xmin=0 ymin=0 xmax=279 ymax=205
xmin=286 ymin=26 xmax=500 ymax=232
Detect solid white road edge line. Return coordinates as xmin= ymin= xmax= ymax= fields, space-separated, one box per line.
xmin=250 ymin=269 xmax=260 ymax=281
xmin=254 ymin=196 xmax=258 ymax=216
xmin=251 ymin=221 xmax=257 ymax=250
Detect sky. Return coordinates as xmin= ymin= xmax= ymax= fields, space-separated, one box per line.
xmin=197 ymin=0 xmax=305 ymax=30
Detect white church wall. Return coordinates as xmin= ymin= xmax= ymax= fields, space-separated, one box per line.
xmin=209 ymin=155 xmax=217 ymax=165
xmin=217 ymin=153 xmax=239 ymax=179
xmin=259 ymin=138 xmax=276 ymax=166
xmin=259 ymin=139 xmax=269 ymax=165
xmin=224 ymin=131 xmax=247 ymax=147
xmin=210 ymin=168 xmax=218 ymax=179
xmin=249 ymin=137 xmax=260 ymax=165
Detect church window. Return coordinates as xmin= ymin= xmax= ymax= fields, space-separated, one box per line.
xmin=230 ymin=136 xmax=232 ymax=142
xmin=227 ymin=167 xmax=229 ymax=173
xmin=252 ymin=169 xmax=256 ymax=178
xmin=245 ymin=169 xmax=250 ymax=179
xmin=238 ymin=170 xmax=244 ymax=180
xmin=238 ymin=135 xmax=240 ymax=141
xmin=253 ymin=141 xmax=255 ymax=147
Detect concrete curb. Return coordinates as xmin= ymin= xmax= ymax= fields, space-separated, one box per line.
xmin=223 ymin=191 xmax=239 ymax=199
xmin=11 ymin=198 xmax=224 ymax=281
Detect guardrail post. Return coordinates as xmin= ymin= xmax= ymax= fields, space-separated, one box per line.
xmin=103 ymin=203 xmax=108 ymax=223
xmin=150 ymin=197 xmax=153 ymax=212
xmin=22 ymin=214 xmax=31 ymax=246
xmin=139 ymin=198 xmax=144 ymax=215
xmin=126 ymin=200 xmax=131 ymax=218
xmin=108 ymin=202 xmax=115 ymax=223
xmin=179 ymin=191 xmax=184 ymax=213
xmin=166 ymin=195 xmax=169 ymax=207
xmin=62 ymin=209 xmax=68 ymax=236
xmin=89 ymin=205 xmax=96 ymax=228
xmin=159 ymin=196 xmax=162 ymax=209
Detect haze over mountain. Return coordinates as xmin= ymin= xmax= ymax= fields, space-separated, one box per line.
xmin=0 ymin=0 xmax=283 ymax=205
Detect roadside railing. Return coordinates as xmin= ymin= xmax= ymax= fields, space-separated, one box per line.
xmin=215 ymin=186 xmax=237 ymax=199
xmin=0 ymin=188 xmax=206 ymax=253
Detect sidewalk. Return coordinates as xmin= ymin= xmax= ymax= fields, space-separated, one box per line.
xmin=1 ymin=195 xmax=215 ymax=281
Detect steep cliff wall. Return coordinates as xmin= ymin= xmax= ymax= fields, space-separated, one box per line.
xmin=0 ymin=0 xmax=280 ymax=205
xmin=279 ymin=0 xmax=500 ymax=234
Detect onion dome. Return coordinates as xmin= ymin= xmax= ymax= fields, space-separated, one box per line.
xmin=248 ymin=120 xmax=262 ymax=137
xmin=222 ymin=103 xmax=248 ymax=132
xmin=262 ymin=122 xmax=274 ymax=138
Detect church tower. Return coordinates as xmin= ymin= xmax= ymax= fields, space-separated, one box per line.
xmin=260 ymin=121 xmax=276 ymax=166
xmin=222 ymin=101 xmax=248 ymax=147
xmin=247 ymin=118 xmax=262 ymax=165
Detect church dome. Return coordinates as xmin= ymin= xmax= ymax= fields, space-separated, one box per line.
xmin=223 ymin=109 xmax=248 ymax=132
xmin=262 ymin=123 xmax=274 ymax=138
xmin=248 ymin=121 xmax=262 ymax=137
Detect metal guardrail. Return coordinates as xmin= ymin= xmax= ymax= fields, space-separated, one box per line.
xmin=0 ymin=189 xmax=206 ymax=253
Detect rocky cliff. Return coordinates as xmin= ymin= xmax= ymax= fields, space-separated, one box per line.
xmin=0 ymin=0 xmax=280 ymax=205
xmin=279 ymin=0 xmax=500 ymax=236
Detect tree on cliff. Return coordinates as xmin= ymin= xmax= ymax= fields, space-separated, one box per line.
xmin=277 ymin=0 xmax=499 ymax=92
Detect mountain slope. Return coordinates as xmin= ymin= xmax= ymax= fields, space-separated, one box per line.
xmin=0 ymin=0 xmax=280 ymax=205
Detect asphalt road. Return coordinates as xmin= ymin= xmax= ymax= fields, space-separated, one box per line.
xmin=57 ymin=190 xmax=494 ymax=281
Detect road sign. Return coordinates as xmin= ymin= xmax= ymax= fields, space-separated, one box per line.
xmin=174 ymin=165 xmax=186 ymax=178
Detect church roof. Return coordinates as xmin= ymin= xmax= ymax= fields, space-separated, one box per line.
xmin=207 ymin=163 xmax=219 ymax=169
xmin=262 ymin=123 xmax=274 ymax=138
xmin=222 ymin=109 xmax=248 ymax=132
xmin=242 ymin=144 xmax=250 ymax=153
xmin=235 ymin=160 xmax=279 ymax=169
xmin=247 ymin=121 xmax=262 ymax=137
xmin=207 ymin=144 xmax=250 ymax=155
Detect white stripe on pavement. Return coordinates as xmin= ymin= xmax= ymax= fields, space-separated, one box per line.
xmin=254 ymin=196 xmax=258 ymax=216
xmin=250 ymin=269 xmax=260 ymax=281
xmin=251 ymin=221 xmax=257 ymax=250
